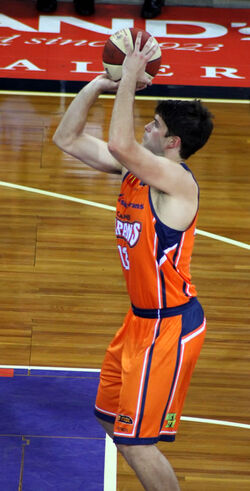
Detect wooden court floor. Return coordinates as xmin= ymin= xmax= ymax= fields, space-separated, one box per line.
xmin=0 ymin=91 xmax=249 ymax=490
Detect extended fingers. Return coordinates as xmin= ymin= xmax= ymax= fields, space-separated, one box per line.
xmin=124 ymin=33 xmax=132 ymax=54
xmin=135 ymin=31 xmax=142 ymax=51
xmin=142 ymin=37 xmax=158 ymax=59
xmin=134 ymin=32 xmax=158 ymax=59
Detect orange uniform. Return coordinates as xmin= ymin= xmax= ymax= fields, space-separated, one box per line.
xmin=95 ymin=164 xmax=206 ymax=445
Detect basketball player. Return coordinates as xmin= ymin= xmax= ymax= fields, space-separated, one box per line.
xmin=53 ymin=33 xmax=213 ymax=491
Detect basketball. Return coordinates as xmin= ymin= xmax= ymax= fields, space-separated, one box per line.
xmin=102 ymin=28 xmax=162 ymax=82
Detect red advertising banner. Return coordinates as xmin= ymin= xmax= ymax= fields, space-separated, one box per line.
xmin=0 ymin=1 xmax=250 ymax=88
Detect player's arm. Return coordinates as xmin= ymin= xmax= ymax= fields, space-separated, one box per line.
xmin=108 ymin=34 xmax=196 ymax=198
xmin=53 ymin=75 xmax=122 ymax=175
xmin=109 ymin=140 xmax=196 ymax=197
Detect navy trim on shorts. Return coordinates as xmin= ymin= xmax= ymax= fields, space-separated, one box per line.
xmin=159 ymin=435 xmax=176 ymax=442
xmin=94 ymin=408 xmax=116 ymax=424
xmin=113 ymin=434 xmax=176 ymax=445
xmin=132 ymin=296 xmax=197 ymax=319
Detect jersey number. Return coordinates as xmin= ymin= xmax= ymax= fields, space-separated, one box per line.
xmin=118 ymin=245 xmax=130 ymax=270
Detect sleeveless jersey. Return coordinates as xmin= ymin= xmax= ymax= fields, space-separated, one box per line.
xmin=115 ymin=164 xmax=198 ymax=309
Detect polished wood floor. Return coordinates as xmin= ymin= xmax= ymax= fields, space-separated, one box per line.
xmin=0 ymin=92 xmax=249 ymax=490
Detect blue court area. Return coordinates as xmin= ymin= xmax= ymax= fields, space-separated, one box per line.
xmin=0 ymin=369 xmax=106 ymax=490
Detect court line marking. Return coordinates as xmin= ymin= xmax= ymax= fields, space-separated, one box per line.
xmin=0 ymin=180 xmax=249 ymax=250
xmin=194 ymin=228 xmax=250 ymax=250
xmin=0 ymin=180 xmax=115 ymax=211
xmin=181 ymin=416 xmax=250 ymax=430
xmin=0 ymin=89 xmax=249 ymax=104
xmin=104 ymin=435 xmax=117 ymax=491
xmin=0 ymin=364 xmax=101 ymax=372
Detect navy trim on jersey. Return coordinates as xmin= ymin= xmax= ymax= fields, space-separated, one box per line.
xmin=122 ymin=171 xmax=130 ymax=182
xmin=173 ymin=235 xmax=183 ymax=269
xmin=180 ymin=163 xmax=190 ymax=172
xmin=160 ymin=270 xmax=167 ymax=308
xmin=148 ymin=164 xmax=199 ymax=237
xmin=156 ymin=229 xmax=182 ymax=267
xmin=132 ymin=296 xmax=197 ymax=319
xmin=181 ymin=162 xmax=200 ymax=206
xmin=183 ymin=281 xmax=189 ymax=297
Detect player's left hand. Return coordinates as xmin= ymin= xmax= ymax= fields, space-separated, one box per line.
xmin=95 ymin=73 xmax=120 ymax=93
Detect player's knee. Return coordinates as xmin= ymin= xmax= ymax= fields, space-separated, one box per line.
xmin=117 ymin=443 xmax=154 ymax=465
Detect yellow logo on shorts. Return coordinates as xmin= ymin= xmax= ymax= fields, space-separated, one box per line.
xmin=117 ymin=414 xmax=133 ymax=425
xmin=165 ymin=413 xmax=176 ymax=428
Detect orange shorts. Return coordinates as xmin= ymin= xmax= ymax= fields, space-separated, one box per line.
xmin=95 ymin=297 xmax=206 ymax=445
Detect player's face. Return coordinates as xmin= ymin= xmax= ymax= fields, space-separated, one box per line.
xmin=142 ymin=114 xmax=169 ymax=154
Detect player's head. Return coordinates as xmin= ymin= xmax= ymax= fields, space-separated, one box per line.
xmin=155 ymin=99 xmax=214 ymax=159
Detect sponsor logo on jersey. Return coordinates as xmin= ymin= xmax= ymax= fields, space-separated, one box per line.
xmin=117 ymin=210 xmax=130 ymax=220
xmin=115 ymin=218 xmax=142 ymax=247
xmin=117 ymin=414 xmax=133 ymax=425
xmin=118 ymin=194 xmax=144 ymax=210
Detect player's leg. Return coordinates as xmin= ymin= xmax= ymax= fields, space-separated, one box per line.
xmin=117 ymin=443 xmax=180 ymax=491
xmin=96 ymin=416 xmax=179 ymax=490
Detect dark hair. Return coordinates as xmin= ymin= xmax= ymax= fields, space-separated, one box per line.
xmin=155 ymin=99 xmax=214 ymax=159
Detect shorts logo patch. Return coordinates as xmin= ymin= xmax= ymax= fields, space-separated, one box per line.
xmin=165 ymin=413 xmax=176 ymax=428
xmin=117 ymin=414 xmax=133 ymax=425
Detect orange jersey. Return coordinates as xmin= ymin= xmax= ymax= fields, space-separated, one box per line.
xmin=115 ymin=164 xmax=198 ymax=309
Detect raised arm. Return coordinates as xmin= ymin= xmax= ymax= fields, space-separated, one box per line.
xmin=53 ymin=75 xmax=122 ymax=175
xmin=107 ymin=34 xmax=197 ymax=198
